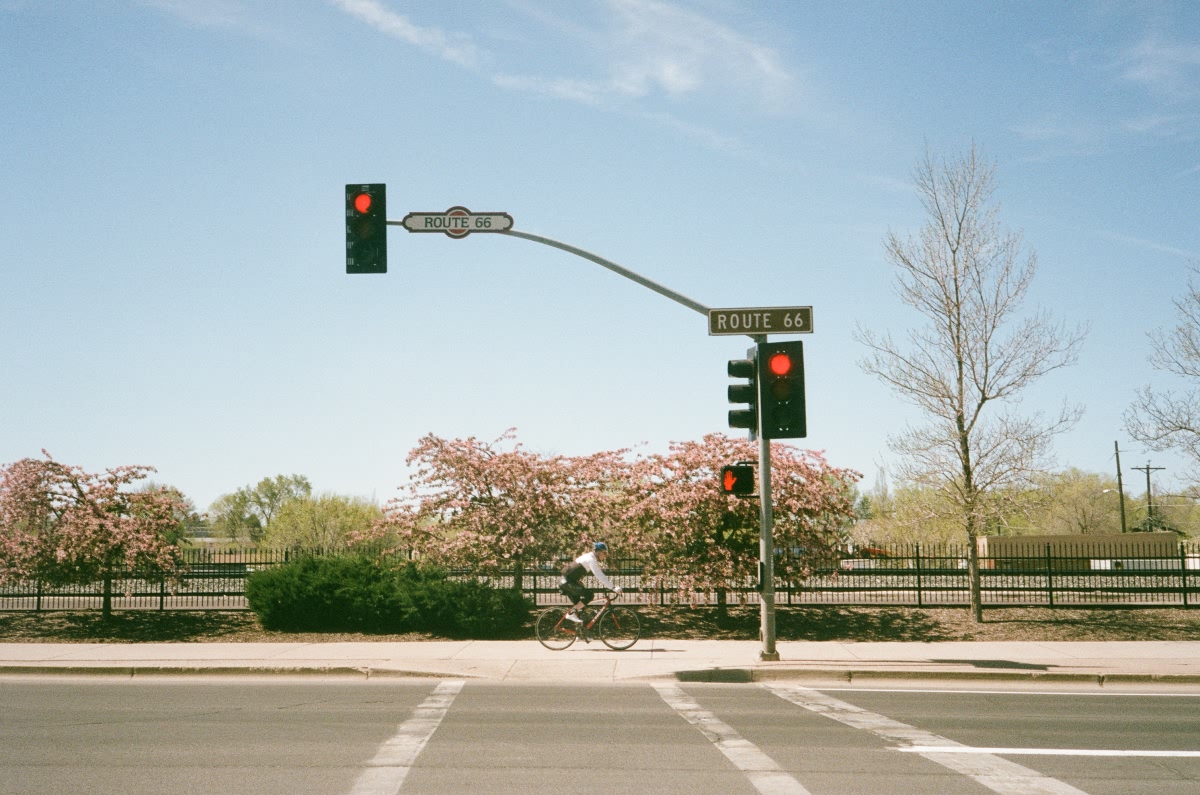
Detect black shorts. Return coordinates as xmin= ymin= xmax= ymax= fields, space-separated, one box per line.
xmin=559 ymin=580 xmax=594 ymax=606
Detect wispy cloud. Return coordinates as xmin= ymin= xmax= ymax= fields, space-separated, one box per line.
xmin=1098 ymin=230 xmax=1194 ymax=259
xmin=1120 ymin=35 xmax=1200 ymax=97
xmin=1010 ymin=118 xmax=1106 ymax=159
xmin=1011 ymin=111 xmax=1199 ymax=161
xmin=329 ymin=0 xmax=797 ymax=154
xmin=592 ymin=0 xmax=794 ymax=107
xmin=1120 ymin=113 xmax=1200 ymax=140
xmin=330 ymin=0 xmax=480 ymax=68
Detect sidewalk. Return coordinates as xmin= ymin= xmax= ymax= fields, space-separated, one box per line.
xmin=4 ymin=640 xmax=1200 ymax=684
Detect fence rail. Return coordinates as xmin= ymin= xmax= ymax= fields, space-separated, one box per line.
xmin=2 ymin=541 xmax=1197 ymax=612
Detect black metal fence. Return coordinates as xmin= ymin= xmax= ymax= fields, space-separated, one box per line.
xmin=1 ymin=540 xmax=1197 ymax=612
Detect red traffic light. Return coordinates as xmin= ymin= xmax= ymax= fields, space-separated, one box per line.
xmin=768 ymin=353 xmax=792 ymax=376
xmin=354 ymin=193 xmax=372 ymax=214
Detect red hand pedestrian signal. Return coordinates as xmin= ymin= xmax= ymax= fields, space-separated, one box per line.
xmin=720 ymin=465 xmax=755 ymax=496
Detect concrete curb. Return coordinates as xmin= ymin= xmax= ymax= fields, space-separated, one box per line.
xmin=674 ymin=668 xmax=1200 ymax=685
xmin=3 ymin=664 xmax=1199 ymax=685
xmin=0 ymin=666 xmax=454 ymax=679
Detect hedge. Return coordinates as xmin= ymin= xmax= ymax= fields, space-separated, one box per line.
xmin=245 ymin=555 xmax=532 ymax=638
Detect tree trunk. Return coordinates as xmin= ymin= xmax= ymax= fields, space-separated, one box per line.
xmin=966 ymin=523 xmax=983 ymax=622
xmin=512 ymin=555 xmax=524 ymax=595
xmin=715 ymin=587 xmax=728 ymax=621
xmin=102 ymin=576 xmax=112 ymax=620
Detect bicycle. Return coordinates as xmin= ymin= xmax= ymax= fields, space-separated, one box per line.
xmin=535 ymin=591 xmax=641 ymax=651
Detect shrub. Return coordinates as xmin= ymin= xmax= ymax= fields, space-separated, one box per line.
xmin=245 ymin=555 xmax=416 ymax=632
xmin=245 ymin=555 xmax=532 ymax=637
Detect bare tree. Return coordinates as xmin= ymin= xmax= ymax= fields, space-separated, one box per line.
xmin=855 ymin=144 xmax=1086 ymax=621
xmin=1125 ymin=263 xmax=1200 ymax=480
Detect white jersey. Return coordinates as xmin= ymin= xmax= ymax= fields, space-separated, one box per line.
xmin=573 ymin=551 xmax=615 ymax=591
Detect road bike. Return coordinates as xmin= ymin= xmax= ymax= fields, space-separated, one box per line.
xmin=535 ymin=591 xmax=641 ymax=651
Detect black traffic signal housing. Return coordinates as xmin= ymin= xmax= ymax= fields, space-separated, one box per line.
xmin=720 ymin=464 xmax=755 ymax=496
xmin=757 ymin=340 xmax=806 ymax=439
xmin=727 ymin=347 xmax=758 ymax=435
xmin=346 ymin=184 xmax=387 ymax=274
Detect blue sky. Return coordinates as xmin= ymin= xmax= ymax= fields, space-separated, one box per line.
xmin=1 ymin=0 xmax=1197 ymax=512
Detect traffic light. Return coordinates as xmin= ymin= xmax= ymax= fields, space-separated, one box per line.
xmin=720 ymin=464 xmax=755 ymax=496
xmin=757 ymin=340 xmax=806 ymax=439
xmin=727 ymin=347 xmax=758 ymax=434
xmin=346 ymin=184 xmax=387 ymax=274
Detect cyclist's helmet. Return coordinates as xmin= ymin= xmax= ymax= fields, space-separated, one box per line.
xmin=593 ymin=541 xmax=608 ymax=553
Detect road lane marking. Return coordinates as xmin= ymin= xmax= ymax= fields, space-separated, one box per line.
xmin=897 ymin=747 xmax=1200 ymax=757
xmin=652 ymin=683 xmax=813 ymax=795
xmin=765 ymin=684 xmax=1091 ymax=795
xmin=814 ymin=687 xmax=1200 ymax=698
xmin=346 ymin=679 xmax=464 ymax=795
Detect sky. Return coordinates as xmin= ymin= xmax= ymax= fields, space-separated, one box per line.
xmin=1 ymin=0 xmax=1198 ymax=513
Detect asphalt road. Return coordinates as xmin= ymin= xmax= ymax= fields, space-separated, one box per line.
xmin=2 ymin=678 xmax=1198 ymax=795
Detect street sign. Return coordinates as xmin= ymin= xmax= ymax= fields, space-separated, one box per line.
xmin=708 ymin=306 xmax=812 ymax=336
xmin=401 ymin=206 xmax=514 ymax=239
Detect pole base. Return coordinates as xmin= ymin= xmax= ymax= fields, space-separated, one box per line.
xmin=759 ymin=651 xmax=780 ymax=661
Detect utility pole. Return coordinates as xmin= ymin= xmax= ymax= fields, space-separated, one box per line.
xmin=1131 ymin=462 xmax=1166 ymax=531
xmin=1114 ymin=441 xmax=1128 ymax=534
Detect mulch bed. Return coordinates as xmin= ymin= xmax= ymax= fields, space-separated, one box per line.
xmin=2 ymin=606 xmax=1199 ymax=643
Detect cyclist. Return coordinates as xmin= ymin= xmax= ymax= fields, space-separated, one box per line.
xmin=560 ymin=541 xmax=621 ymax=626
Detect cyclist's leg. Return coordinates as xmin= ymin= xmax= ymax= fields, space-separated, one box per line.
xmin=560 ymin=581 xmax=587 ymax=620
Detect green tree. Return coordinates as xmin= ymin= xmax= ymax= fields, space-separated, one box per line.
xmin=247 ymin=474 xmax=312 ymax=526
xmin=263 ymin=494 xmax=381 ymax=553
xmin=207 ymin=490 xmax=262 ymax=543
xmin=207 ymin=474 xmax=312 ymax=544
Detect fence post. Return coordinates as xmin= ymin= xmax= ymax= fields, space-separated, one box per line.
xmin=915 ymin=543 xmax=923 ymax=608
xmin=1045 ymin=544 xmax=1055 ymax=609
xmin=1182 ymin=543 xmax=1190 ymax=609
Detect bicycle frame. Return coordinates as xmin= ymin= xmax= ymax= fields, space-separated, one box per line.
xmin=577 ymin=592 xmax=619 ymax=635
xmin=556 ymin=591 xmax=619 ymax=638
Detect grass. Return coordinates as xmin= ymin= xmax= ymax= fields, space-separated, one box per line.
xmin=3 ymin=605 xmax=1200 ymax=643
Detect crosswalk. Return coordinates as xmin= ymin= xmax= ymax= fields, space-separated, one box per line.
xmin=5 ymin=678 xmax=1199 ymax=795
xmin=338 ymin=680 xmax=1200 ymax=795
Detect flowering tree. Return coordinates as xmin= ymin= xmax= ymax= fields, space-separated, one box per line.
xmin=622 ymin=434 xmax=860 ymax=607
xmin=357 ymin=431 xmax=629 ymax=591
xmin=0 ymin=453 xmax=186 ymax=615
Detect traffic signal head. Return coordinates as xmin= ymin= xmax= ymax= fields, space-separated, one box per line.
xmin=346 ymin=183 xmax=387 ymax=274
xmin=720 ymin=464 xmax=756 ymax=496
xmin=727 ymin=348 xmax=758 ymax=434
xmin=757 ymin=340 xmax=806 ymax=439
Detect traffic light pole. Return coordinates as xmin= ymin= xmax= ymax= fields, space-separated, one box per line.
xmin=498 ymin=228 xmax=781 ymax=659
xmin=497 ymin=229 xmax=712 ymax=317
xmin=751 ymin=333 xmax=779 ymax=661
xmin=455 ymin=225 xmax=778 ymax=661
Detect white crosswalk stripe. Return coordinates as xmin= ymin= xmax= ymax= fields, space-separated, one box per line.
xmin=346 ymin=679 xmax=465 ymax=795
xmin=653 ymin=682 xmax=814 ymax=795
xmin=765 ymin=684 xmax=1092 ymax=795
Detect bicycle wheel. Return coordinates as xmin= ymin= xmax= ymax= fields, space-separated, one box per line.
xmin=536 ymin=607 xmax=578 ymax=650
xmin=598 ymin=607 xmax=640 ymax=650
